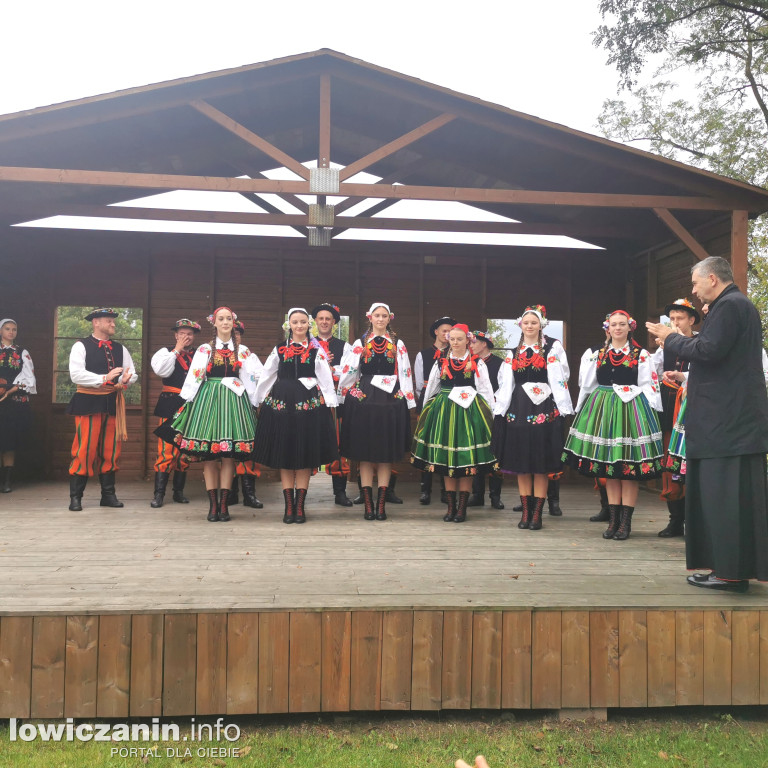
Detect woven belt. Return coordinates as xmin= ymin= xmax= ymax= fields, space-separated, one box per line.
xmin=75 ymin=385 xmax=127 ymax=441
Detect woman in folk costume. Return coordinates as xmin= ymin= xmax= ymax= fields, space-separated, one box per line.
xmin=491 ymin=305 xmax=573 ymax=530
xmin=411 ymin=324 xmax=496 ymax=523
xmin=562 ymin=310 xmax=664 ymax=540
xmin=156 ymin=306 xmax=262 ymax=523
xmin=0 ymin=319 xmax=36 ymax=493
xmin=338 ymin=303 xmax=415 ymax=521
xmin=252 ymin=308 xmax=339 ymax=524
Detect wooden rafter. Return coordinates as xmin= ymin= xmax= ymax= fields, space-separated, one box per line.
xmin=318 ymin=74 xmax=331 ymax=168
xmin=0 ymin=165 xmax=739 ymax=210
xmin=190 ymin=99 xmax=311 ymax=180
xmin=653 ymin=208 xmax=710 ymax=261
xmin=333 ymin=159 xmax=430 ymax=214
xmin=238 ymin=192 xmax=308 ymax=237
xmin=338 ymin=113 xmax=455 ymax=181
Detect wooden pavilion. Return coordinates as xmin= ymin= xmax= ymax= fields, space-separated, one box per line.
xmin=1 ymin=50 xmax=768 ymax=720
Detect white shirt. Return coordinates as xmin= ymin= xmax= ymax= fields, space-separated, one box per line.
xmin=68 ymin=337 xmax=138 ymax=389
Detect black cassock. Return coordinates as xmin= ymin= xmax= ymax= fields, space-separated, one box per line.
xmin=663 ymin=283 xmax=768 ymax=580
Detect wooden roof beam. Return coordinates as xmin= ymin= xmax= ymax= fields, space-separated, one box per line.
xmin=190 ymin=99 xmax=311 ymax=180
xmin=653 ymin=207 xmax=710 ymax=261
xmin=333 ymin=159 xmax=430 ymax=214
xmin=238 ymin=192 xmax=308 ymax=236
xmin=318 ymin=74 xmax=331 ymax=168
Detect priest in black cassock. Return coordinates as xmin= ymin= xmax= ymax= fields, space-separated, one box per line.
xmin=647 ymin=256 xmax=768 ymax=593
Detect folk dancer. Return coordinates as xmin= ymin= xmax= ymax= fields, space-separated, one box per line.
xmin=67 ymin=308 xmax=138 ymax=511
xmin=149 ymin=319 xmax=201 ymax=508
xmin=0 ymin=319 xmax=36 ymax=493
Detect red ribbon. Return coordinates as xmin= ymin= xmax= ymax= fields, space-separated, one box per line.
xmin=98 ymin=339 xmax=113 ymax=350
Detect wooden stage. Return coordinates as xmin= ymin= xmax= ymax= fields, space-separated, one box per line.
xmin=1 ymin=477 xmax=767 ymax=718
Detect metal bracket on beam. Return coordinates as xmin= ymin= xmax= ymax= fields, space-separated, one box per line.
xmin=310 ymin=167 xmax=339 ymax=194
xmin=308 ymin=227 xmax=332 ymax=247
xmin=308 ymin=203 xmax=335 ymax=227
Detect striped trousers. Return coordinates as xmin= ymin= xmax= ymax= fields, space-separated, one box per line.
xmin=69 ymin=414 xmax=122 ymax=476
xmin=154 ymin=418 xmax=190 ymax=473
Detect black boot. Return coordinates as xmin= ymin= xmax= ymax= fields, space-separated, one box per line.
xmin=591 ymin=484 xmax=610 ymax=522
xmin=333 ymin=475 xmax=353 ymax=507
xmin=385 ymin=475 xmax=403 ymax=504
xmin=419 ymin=471 xmax=432 ymax=505
xmin=68 ymin=474 xmax=88 ymax=511
xmin=207 ymin=488 xmax=219 ymax=522
xmin=467 ymin=473 xmax=485 ymax=507
xmin=613 ymin=505 xmax=634 ymax=541
xmin=517 ymin=496 xmax=531 ymax=529
xmin=150 ymin=471 xmax=169 ymax=508
xmin=375 ymin=486 xmax=387 ymax=520
xmin=529 ymin=496 xmax=546 ymax=530
xmin=658 ymin=498 xmax=685 ymax=537
xmin=229 ymin=476 xmax=239 ymax=507
xmin=1 ymin=466 xmax=12 ymax=493
xmin=489 ymin=473 xmax=504 ymax=509
xmin=241 ymin=475 xmax=263 ymax=508
xmin=513 ymin=501 xmax=523 ymax=512
xmin=295 ymin=488 xmax=307 ymax=523
xmin=362 ymin=486 xmax=375 ymax=520
xmin=172 ymin=471 xmax=189 ymax=503
xmin=443 ymin=491 xmax=457 ymax=522
xmin=454 ymin=491 xmax=470 ymax=523
xmin=547 ymin=479 xmax=562 ymax=516
xmin=99 ymin=472 xmax=124 ymax=508
xmin=602 ymin=504 xmax=621 ymax=539
xmin=353 ymin=476 xmax=364 ymax=505
xmin=283 ymin=488 xmax=296 ymax=524
xmin=440 ymin=477 xmax=449 ymax=504
xmin=218 ymin=488 xmax=231 ymax=522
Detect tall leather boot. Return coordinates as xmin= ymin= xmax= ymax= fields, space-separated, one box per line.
xmin=229 ymin=476 xmax=239 ymax=506
xmin=241 ymin=475 xmax=263 ymax=508
xmin=590 ymin=483 xmax=610 ymax=522
xmin=99 ymin=472 xmax=124 ymax=508
xmin=283 ymin=488 xmax=296 ymax=524
xmin=295 ymin=488 xmax=307 ymax=523
xmin=333 ymin=474 xmax=353 ymax=507
xmin=1 ymin=466 xmax=12 ymax=493
xmin=443 ymin=491 xmax=457 ymax=522
xmin=489 ymin=473 xmax=504 ymax=509
xmin=613 ymin=505 xmax=634 ymax=541
xmin=207 ymin=488 xmax=219 ymax=522
xmin=602 ymin=504 xmax=621 ymax=539
xmin=658 ymin=498 xmax=685 ymax=537
xmin=454 ymin=490 xmax=470 ymax=523
xmin=440 ymin=477 xmax=449 ymax=504
xmin=172 ymin=471 xmax=189 ymax=503
xmin=69 ymin=474 xmax=88 ymax=511
xmin=150 ymin=471 xmax=170 ymax=508
xmin=419 ymin=471 xmax=433 ymax=505
xmin=529 ymin=496 xmax=546 ymax=530
xmin=547 ymin=479 xmax=562 ymax=516
xmin=218 ymin=488 xmax=231 ymax=522
xmin=517 ymin=496 xmax=532 ymax=529
xmin=353 ymin=476 xmax=364 ymax=505
xmin=385 ymin=475 xmax=403 ymax=504
xmin=375 ymin=486 xmax=388 ymax=520
xmin=467 ymin=473 xmax=485 ymax=507
xmin=361 ymin=486 xmax=375 ymax=520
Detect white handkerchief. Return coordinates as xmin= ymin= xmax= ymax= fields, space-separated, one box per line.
xmin=522 ymin=382 xmax=551 ymax=405
xmin=448 ymin=386 xmax=477 ymax=409
xmin=221 ymin=377 xmax=245 ymax=397
xmin=299 ymin=377 xmax=318 ymax=390
xmin=612 ymin=383 xmax=642 ymax=403
xmin=371 ymin=375 xmax=397 ymax=393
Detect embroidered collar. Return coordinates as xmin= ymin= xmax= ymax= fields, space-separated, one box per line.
xmin=609 ymin=343 xmax=630 ymax=354
xmin=449 ymin=351 xmax=470 ymax=362
xmin=370 ymin=334 xmax=393 ymax=343
xmin=520 ymin=342 xmax=541 ymax=351
xmin=215 ymin=337 xmax=235 ymax=350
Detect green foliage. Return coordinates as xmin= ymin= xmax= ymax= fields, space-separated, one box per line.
xmin=485 ymin=317 xmax=513 ymax=358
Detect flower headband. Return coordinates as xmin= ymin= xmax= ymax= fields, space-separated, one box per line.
xmin=207 ymin=306 xmax=237 ymax=325
xmin=602 ymin=310 xmax=637 ymax=332
xmin=516 ymin=304 xmax=548 ymax=329
xmin=366 ymin=302 xmax=394 ymax=320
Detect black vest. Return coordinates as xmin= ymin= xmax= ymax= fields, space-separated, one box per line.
xmin=359 ymin=337 xmax=397 ymax=376
xmin=417 ymin=345 xmax=446 ymax=409
xmin=511 ymin=337 xmax=555 ymax=385
xmin=154 ymin=349 xmax=194 ymax=418
xmin=277 ymin=345 xmax=318 ymax=380
xmin=595 ymin=344 xmax=642 ymax=387
xmin=481 ymin=353 xmax=503 ymax=391
xmin=66 ymin=336 xmax=125 ymax=416
xmin=438 ymin=355 xmax=480 ymax=390
xmin=659 ymin=342 xmax=692 ymax=432
xmin=0 ymin=345 xmax=29 ymax=404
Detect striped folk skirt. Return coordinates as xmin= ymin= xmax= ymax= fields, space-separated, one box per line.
xmin=155 ymin=378 xmax=256 ymax=461
xmin=665 ymin=390 xmax=687 ymax=476
xmin=561 ymin=385 xmax=664 ymax=480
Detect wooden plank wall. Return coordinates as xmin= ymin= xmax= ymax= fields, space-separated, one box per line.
xmin=2 ymin=609 xmax=767 ymax=717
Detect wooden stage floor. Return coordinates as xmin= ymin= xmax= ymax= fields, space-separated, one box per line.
xmin=1 ymin=476 xmax=765 ymax=615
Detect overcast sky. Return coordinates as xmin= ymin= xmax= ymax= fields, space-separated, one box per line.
xmin=5 ymin=0 xmax=630 ymax=246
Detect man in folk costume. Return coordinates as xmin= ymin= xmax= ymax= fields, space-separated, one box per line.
xmin=647 ymin=257 xmax=768 ymax=592
xmin=651 ymin=298 xmax=699 ymax=537
xmin=149 ymin=319 xmax=201 ymax=508
xmin=67 ymin=308 xmax=138 ymax=511
xmin=467 ymin=330 xmax=504 ymax=509
xmin=414 ymin=316 xmax=455 ymax=504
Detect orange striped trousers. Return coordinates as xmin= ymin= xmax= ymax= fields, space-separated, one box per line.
xmin=69 ymin=414 xmax=122 ymax=477
xmin=154 ymin=418 xmax=190 ymax=473
xmin=236 ymin=460 xmax=261 ymax=477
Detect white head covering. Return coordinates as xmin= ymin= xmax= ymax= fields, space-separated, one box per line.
xmin=0 ymin=318 xmax=17 ymax=328
xmin=366 ymin=302 xmax=394 ymax=319
xmin=516 ymin=306 xmax=548 ymax=329
xmin=287 ymin=307 xmax=310 ymax=318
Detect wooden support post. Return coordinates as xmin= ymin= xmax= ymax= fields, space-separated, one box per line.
xmin=731 ymin=210 xmax=749 ymax=292
xmin=653 ymin=208 xmax=710 ymax=261
xmin=319 ymin=74 xmax=331 ymax=169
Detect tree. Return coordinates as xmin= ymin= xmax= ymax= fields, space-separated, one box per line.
xmin=594 ymin=1 xmax=768 ymax=339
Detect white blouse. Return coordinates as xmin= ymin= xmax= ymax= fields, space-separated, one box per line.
xmin=254 ymin=341 xmax=338 ymax=408
xmin=1 ymin=345 xmax=36 ymax=394
xmin=422 ymin=351 xmax=495 ymax=411
xmin=337 ymin=336 xmax=416 ymax=409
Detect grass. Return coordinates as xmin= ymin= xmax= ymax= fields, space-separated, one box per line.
xmin=1 ymin=709 xmax=767 ymax=768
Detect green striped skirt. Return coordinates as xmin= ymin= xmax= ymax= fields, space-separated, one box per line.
xmin=410 ymin=387 xmax=496 ymax=477
xmin=562 ymin=385 xmax=663 ymax=479
xmin=665 ymin=391 xmax=687 ymax=475
xmin=159 ymin=378 xmax=256 ymax=461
